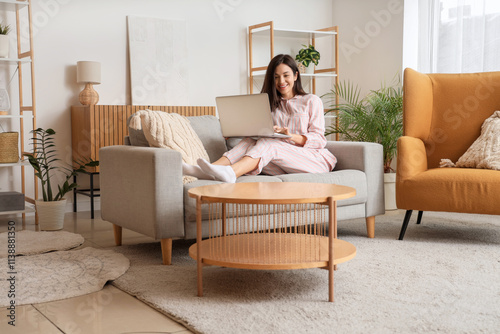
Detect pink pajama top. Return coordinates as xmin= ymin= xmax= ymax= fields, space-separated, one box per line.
xmin=272 ymin=94 xmax=335 ymax=167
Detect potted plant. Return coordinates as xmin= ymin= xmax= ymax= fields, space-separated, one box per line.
xmin=323 ymin=79 xmax=403 ymax=210
xmin=295 ymin=44 xmax=320 ymax=74
xmin=25 ymin=128 xmax=98 ymax=230
xmin=0 ymin=22 xmax=11 ymax=58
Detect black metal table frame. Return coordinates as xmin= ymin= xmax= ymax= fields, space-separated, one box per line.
xmin=73 ymin=170 xmax=100 ymax=219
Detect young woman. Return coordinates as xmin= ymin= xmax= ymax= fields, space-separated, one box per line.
xmin=183 ymin=54 xmax=336 ymax=183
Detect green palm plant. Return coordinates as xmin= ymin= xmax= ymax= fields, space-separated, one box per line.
xmin=323 ymin=79 xmax=403 ymax=173
xmin=24 ymin=128 xmax=98 ymax=201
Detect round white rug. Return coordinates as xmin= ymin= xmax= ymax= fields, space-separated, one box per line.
xmin=0 ymin=247 xmax=130 ymax=307
xmin=0 ymin=230 xmax=84 ymax=258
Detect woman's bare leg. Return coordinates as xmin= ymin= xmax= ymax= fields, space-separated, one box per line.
xmin=231 ymin=156 xmax=259 ymax=177
xmin=212 ymin=156 xmax=231 ymax=166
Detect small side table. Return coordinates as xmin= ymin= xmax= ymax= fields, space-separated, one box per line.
xmin=73 ymin=170 xmax=100 ymax=219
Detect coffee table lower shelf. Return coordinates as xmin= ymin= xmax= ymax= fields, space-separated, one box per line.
xmin=189 ymin=234 xmax=356 ymax=271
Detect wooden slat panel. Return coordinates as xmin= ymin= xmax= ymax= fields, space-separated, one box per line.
xmin=90 ymin=106 xmax=101 ymax=172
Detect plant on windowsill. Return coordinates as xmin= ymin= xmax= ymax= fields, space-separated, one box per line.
xmin=295 ymin=44 xmax=320 ymax=74
xmin=0 ymin=22 xmax=11 ymax=58
xmin=24 ymin=128 xmax=98 ymax=230
xmin=323 ymin=78 xmax=403 ymax=209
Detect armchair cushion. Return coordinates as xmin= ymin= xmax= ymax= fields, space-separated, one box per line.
xmin=397 ymin=167 xmax=500 ymax=214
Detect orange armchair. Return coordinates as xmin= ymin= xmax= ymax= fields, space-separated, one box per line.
xmin=396 ymin=68 xmax=500 ymax=239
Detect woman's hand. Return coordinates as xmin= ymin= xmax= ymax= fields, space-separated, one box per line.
xmin=273 ymin=126 xmax=306 ymax=146
xmin=273 ymin=126 xmax=291 ymax=136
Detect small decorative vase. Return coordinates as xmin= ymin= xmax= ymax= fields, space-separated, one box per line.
xmin=384 ymin=173 xmax=397 ymax=210
xmin=36 ymin=199 xmax=67 ymax=230
xmin=0 ymin=35 xmax=9 ymax=58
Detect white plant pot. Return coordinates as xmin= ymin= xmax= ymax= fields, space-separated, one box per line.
xmin=0 ymin=35 xmax=9 ymax=58
xmin=36 ymin=199 xmax=67 ymax=231
xmin=305 ymin=65 xmax=315 ymax=74
xmin=384 ymin=173 xmax=397 ymax=211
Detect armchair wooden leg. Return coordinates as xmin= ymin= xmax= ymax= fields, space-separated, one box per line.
xmin=416 ymin=211 xmax=424 ymax=224
xmin=398 ymin=210 xmax=413 ymax=240
xmin=365 ymin=216 xmax=375 ymax=238
xmin=113 ymin=224 xmax=122 ymax=246
xmin=161 ymin=238 xmax=173 ymax=265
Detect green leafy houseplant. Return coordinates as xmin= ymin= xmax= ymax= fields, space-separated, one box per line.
xmin=295 ymin=44 xmax=320 ymax=67
xmin=25 ymin=128 xmax=98 ymax=202
xmin=323 ymin=80 xmax=403 ymax=173
xmin=0 ymin=23 xmax=11 ymax=35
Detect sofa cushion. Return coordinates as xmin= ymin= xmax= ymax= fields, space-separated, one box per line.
xmin=276 ymin=170 xmax=368 ymax=207
xmin=127 ymin=115 xmax=149 ymax=147
xmin=188 ymin=115 xmax=227 ymax=162
xmin=126 ymin=114 xmax=228 ymax=162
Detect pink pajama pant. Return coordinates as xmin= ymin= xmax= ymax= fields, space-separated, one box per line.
xmin=223 ymin=138 xmax=336 ymax=176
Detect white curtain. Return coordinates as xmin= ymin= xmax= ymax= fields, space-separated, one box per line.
xmin=416 ymin=0 xmax=500 ymax=73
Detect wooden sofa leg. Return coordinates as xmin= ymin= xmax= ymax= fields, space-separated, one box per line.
xmin=113 ymin=224 xmax=122 ymax=246
xmin=365 ymin=216 xmax=375 ymax=238
xmin=161 ymin=238 xmax=173 ymax=265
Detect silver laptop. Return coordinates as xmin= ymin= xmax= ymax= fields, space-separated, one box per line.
xmin=215 ymin=93 xmax=291 ymax=138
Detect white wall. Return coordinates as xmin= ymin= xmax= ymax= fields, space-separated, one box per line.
xmin=332 ymin=0 xmax=404 ymax=95
xmin=1 ymin=0 xmax=335 ymax=194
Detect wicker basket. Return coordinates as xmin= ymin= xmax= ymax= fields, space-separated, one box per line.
xmin=0 ymin=132 xmax=19 ymax=163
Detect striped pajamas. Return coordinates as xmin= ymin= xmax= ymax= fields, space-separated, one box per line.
xmin=223 ymin=94 xmax=336 ymax=176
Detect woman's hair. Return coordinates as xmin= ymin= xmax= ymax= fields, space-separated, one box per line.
xmin=260 ymin=54 xmax=307 ymax=111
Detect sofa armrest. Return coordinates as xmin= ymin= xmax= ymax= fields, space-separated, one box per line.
xmin=325 ymin=141 xmax=385 ymax=217
xmin=100 ymin=145 xmax=185 ymax=239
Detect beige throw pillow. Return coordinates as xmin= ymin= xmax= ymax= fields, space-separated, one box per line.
xmin=129 ymin=110 xmax=210 ymax=183
xmin=441 ymin=110 xmax=500 ymax=170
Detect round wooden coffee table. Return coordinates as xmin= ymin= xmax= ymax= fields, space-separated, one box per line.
xmin=188 ymin=182 xmax=356 ymax=302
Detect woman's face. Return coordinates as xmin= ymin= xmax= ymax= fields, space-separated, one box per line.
xmin=274 ymin=63 xmax=297 ymax=99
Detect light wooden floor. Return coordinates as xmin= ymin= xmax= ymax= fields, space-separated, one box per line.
xmin=0 ymin=203 xmax=194 ymax=334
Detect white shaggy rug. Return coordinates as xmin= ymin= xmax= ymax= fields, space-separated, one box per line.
xmin=0 ymin=230 xmax=84 ymax=257
xmin=0 ymin=247 xmax=130 ymax=307
xmin=111 ymin=211 xmax=500 ymax=334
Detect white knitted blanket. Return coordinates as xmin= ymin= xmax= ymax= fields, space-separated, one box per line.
xmin=440 ymin=110 xmax=500 ymax=170
xmin=129 ymin=110 xmax=210 ymax=183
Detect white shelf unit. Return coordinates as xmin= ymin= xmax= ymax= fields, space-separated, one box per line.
xmin=0 ymin=0 xmax=28 ymax=10
xmin=248 ymin=21 xmax=339 ymax=139
xmin=0 ymin=0 xmax=37 ymax=218
xmin=0 ymin=114 xmax=33 ymax=119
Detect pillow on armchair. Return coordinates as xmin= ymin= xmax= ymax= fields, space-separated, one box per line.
xmin=441 ymin=110 xmax=500 ymax=170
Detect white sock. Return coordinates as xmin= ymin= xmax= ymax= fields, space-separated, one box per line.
xmin=182 ymin=162 xmax=215 ymax=180
xmin=197 ymin=158 xmax=237 ymax=183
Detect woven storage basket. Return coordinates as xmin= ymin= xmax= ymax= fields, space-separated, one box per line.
xmin=0 ymin=132 xmax=19 ymax=163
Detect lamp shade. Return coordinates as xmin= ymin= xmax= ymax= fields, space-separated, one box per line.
xmin=76 ymin=61 xmax=101 ymax=84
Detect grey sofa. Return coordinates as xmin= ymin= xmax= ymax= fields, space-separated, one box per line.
xmin=100 ymin=115 xmax=385 ymax=264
